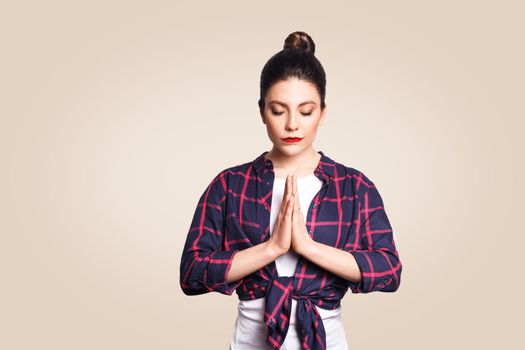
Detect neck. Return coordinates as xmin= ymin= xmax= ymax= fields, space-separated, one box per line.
xmin=265 ymin=147 xmax=321 ymax=176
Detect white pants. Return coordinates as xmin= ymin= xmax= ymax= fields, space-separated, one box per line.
xmin=229 ymin=298 xmax=349 ymax=350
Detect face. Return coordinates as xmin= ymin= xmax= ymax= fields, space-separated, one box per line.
xmin=260 ymin=77 xmax=326 ymax=157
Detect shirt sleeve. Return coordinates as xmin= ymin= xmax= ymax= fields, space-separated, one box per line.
xmin=345 ymin=173 xmax=403 ymax=293
xmin=179 ymin=171 xmax=243 ymax=296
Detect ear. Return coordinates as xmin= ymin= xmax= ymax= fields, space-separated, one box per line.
xmin=260 ymin=108 xmax=266 ymax=125
xmin=319 ymin=104 xmax=327 ymax=126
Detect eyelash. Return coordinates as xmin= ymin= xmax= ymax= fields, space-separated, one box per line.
xmin=271 ymin=111 xmax=312 ymax=117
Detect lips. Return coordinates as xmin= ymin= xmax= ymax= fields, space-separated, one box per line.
xmin=282 ymin=137 xmax=303 ymax=143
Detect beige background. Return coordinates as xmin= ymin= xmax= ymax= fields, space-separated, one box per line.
xmin=1 ymin=1 xmax=523 ymax=349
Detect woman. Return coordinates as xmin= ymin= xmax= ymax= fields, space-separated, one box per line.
xmin=180 ymin=31 xmax=402 ymax=350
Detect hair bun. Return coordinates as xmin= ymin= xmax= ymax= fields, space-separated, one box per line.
xmin=283 ymin=31 xmax=315 ymax=55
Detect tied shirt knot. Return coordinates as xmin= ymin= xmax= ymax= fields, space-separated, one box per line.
xmin=262 ymin=276 xmax=328 ymax=350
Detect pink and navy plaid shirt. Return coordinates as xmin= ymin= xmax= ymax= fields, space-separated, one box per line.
xmin=180 ymin=151 xmax=402 ymax=350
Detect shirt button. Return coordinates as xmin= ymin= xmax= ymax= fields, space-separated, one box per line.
xmin=266 ymin=181 xmax=270 ymax=185
xmin=312 ymin=203 xmax=317 ymax=209
xmin=191 ymin=281 xmax=199 ymax=287
xmin=308 ymin=230 xmax=313 ymax=235
xmin=268 ymin=319 xmax=274 ymax=326
xmin=301 ymin=328 xmax=307 ymax=336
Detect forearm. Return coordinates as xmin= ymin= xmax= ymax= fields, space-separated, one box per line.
xmin=301 ymin=241 xmax=362 ymax=284
xmin=226 ymin=240 xmax=281 ymax=283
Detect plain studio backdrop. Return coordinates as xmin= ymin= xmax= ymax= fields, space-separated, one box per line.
xmin=1 ymin=1 xmax=523 ymax=349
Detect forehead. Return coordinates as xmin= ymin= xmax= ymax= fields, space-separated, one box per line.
xmin=266 ymin=78 xmax=319 ymax=105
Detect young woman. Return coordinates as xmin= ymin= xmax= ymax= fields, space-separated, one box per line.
xmin=180 ymin=31 xmax=402 ymax=350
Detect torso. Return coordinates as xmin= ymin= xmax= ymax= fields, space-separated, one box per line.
xmin=229 ymin=172 xmax=349 ymax=350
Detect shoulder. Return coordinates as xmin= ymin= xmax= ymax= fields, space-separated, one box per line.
xmin=206 ymin=158 xmax=255 ymax=193
xmin=213 ymin=158 xmax=254 ymax=184
xmin=221 ymin=159 xmax=254 ymax=177
xmin=329 ymin=156 xmax=375 ymax=186
xmin=329 ymin=156 xmax=378 ymax=196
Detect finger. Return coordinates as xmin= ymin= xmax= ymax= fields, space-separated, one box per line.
xmin=288 ymin=174 xmax=293 ymax=199
xmin=291 ymin=175 xmax=298 ymax=210
xmin=279 ymin=174 xmax=291 ymax=216
xmin=295 ymin=185 xmax=300 ymax=207
xmin=294 ymin=193 xmax=300 ymax=217
xmin=289 ymin=175 xmax=295 ymax=209
xmin=282 ymin=198 xmax=293 ymax=231
xmin=283 ymin=174 xmax=289 ymax=197
xmin=292 ymin=193 xmax=300 ymax=221
xmin=293 ymin=173 xmax=297 ymax=196
xmin=292 ymin=175 xmax=299 ymax=206
xmin=285 ymin=193 xmax=294 ymax=217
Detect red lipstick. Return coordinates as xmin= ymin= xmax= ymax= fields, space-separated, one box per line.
xmin=282 ymin=137 xmax=303 ymax=143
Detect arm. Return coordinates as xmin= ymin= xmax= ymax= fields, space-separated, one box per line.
xmin=300 ymin=175 xmax=402 ymax=293
xmin=225 ymin=240 xmax=281 ymax=283
xmin=345 ymin=176 xmax=402 ymax=292
xmin=300 ymin=241 xmax=363 ymax=284
xmin=179 ymin=171 xmax=244 ymax=296
xmin=228 ymin=174 xmax=295 ymax=282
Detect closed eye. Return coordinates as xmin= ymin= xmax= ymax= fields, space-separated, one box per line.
xmin=271 ymin=111 xmax=313 ymax=116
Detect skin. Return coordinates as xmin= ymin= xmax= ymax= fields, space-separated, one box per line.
xmin=260 ymin=77 xmax=326 ymax=179
xmin=226 ymin=77 xmax=362 ymax=285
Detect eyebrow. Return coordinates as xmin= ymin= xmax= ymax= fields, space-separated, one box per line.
xmin=268 ymin=100 xmax=317 ymax=107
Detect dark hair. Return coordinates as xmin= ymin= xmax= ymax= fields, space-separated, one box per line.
xmin=258 ymin=31 xmax=327 ymax=113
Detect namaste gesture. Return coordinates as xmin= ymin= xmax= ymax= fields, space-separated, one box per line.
xmin=269 ymin=174 xmax=314 ymax=256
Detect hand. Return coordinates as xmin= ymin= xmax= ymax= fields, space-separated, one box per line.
xmin=291 ymin=174 xmax=314 ymax=256
xmin=267 ymin=174 xmax=294 ymax=257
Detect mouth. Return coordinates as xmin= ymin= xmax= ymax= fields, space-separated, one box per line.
xmin=282 ymin=137 xmax=303 ymax=143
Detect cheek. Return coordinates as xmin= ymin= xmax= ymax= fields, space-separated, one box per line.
xmin=265 ymin=124 xmax=280 ymax=139
xmin=304 ymin=123 xmax=320 ymax=137
xmin=267 ymin=123 xmax=281 ymax=136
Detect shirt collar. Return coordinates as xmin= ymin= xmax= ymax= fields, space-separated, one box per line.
xmin=252 ymin=150 xmax=335 ymax=182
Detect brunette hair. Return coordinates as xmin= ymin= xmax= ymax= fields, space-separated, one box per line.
xmin=258 ymin=31 xmax=327 ymax=113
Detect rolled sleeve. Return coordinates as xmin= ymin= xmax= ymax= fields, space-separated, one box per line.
xmin=346 ymin=175 xmax=402 ymax=293
xmin=180 ymin=171 xmax=244 ymax=296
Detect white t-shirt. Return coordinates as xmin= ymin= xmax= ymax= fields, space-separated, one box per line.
xmin=229 ymin=173 xmax=349 ymax=350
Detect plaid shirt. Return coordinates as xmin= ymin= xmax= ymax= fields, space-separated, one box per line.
xmin=180 ymin=151 xmax=402 ymax=350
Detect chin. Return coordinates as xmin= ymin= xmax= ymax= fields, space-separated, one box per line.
xmin=275 ymin=145 xmax=306 ymax=155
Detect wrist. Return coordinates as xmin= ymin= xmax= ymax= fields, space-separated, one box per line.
xmin=266 ymin=239 xmax=285 ymax=259
xmin=297 ymin=237 xmax=316 ymax=257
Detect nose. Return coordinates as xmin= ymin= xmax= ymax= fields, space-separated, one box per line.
xmin=285 ymin=112 xmax=299 ymax=131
